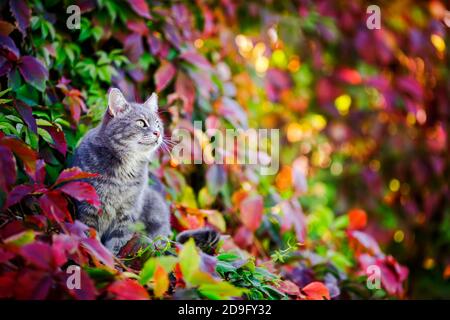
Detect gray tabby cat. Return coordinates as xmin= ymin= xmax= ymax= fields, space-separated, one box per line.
xmin=72 ymin=88 xmax=219 ymax=254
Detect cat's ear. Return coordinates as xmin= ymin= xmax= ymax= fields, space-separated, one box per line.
xmin=144 ymin=92 xmax=158 ymax=112
xmin=108 ymin=88 xmax=129 ymax=117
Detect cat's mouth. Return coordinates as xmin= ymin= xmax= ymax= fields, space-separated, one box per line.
xmin=138 ymin=140 xmax=160 ymax=147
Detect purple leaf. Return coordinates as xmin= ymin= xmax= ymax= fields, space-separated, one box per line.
xmin=15 ymin=99 xmax=37 ymax=134
xmin=0 ymin=146 xmax=16 ymax=192
xmin=9 ymin=0 xmax=31 ymax=38
xmin=123 ymin=33 xmax=144 ymax=63
xmin=180 ymin=51 xmax=211 ymax=69
xmin=0 ymin=56 xmax=12 ymax=76
xmin=5 ymin=184 xmax=35 ymax=208
xmin=0 ymin=35 xmax=20 ymax=61
xmin=163 ymin=23 xmax=182 ymax=49
xmin=18 ymin=56 xmax=48 ymax=92
xmin=206 ymin=165 xmax=226 ymax=196
xmin=218 ymin=97 xmax=248 ymax=129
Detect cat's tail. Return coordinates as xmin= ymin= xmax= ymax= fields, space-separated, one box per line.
xmin=176 ymin=227 xmax=220 ymax=254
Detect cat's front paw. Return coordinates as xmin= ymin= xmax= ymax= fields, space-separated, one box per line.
xmin=176 ymin=227 xmax=220 ymax=254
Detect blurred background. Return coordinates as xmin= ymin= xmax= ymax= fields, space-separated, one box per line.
xmin=207 ymin=0 xmax=450 ymax=298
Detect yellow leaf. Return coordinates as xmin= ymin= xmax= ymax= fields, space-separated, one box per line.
xmin=153 ymin=265 xmax=169 ymax=298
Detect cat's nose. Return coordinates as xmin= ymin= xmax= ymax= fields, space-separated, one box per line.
xmin=152 ymin=130 xmax=160 ymax=138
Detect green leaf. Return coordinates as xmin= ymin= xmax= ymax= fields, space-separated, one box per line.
xmin=179 ymin=238 xmax=200 ymax=282
xmin=139 ymin=256 xmax=178 ymax=285
xmin=198 ymin=281 xmax=247 ymax=300
xmin=4 ymin=230 xmax=35 ymax=246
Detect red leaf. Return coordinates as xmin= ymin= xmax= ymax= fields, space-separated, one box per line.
xmin=348 ymin=208 xmax=367 ymax=230
xmin=64 ymin=92 xmax=86 ymax=124
xmin=233 ymin=226 xmax=253 ymax=248
xmin=58 ymin=181 xmax=101 ymax=208
xmin=0 ymin=136 xmax=37 ymax=176
xmin=55 ymin=167 xmax=98 ymax=186
xmin=239 ymin=194 xmax=263 ymax=232
xmin=108 ymin=278 xmax=149 ymax=300
xmin=0 ymin=146 xmax=16 ymax=192
xmin=359 ymin=254 xmax=408 ymax=297
xmin=180 ymin=51 xmax=211 ymax=69
xmin=155 ymin=61 xmax=176 ymax=92
xmin=280 ymin=199 xmax=306 ymax=244
xmin=5 ymin=184 xmax=35 ymax=208
xmin=302 ymin=281 xmax=330 ymax=300
xmin=41 ymin=125 xmax=67 ymax=156
xmin=0 ymin=35 xmax=20 ymax=61
xmin=0 ymin=248 xmax=15 ymax=264
xmin=52 ymin=234 xmax=78 ymax=267
xmin=127 ymin=0 xmax=152 ymax=19
xmin=174 ymin=71 xmax=195 ymax=114
xmin=15 ymin=99 xmax=37 ymax=134
xmin=39 ymin=191 xmax=72 ymax=223
xmin=277 ymin=280 xmax=301 ymax=297
xmin=337 ymin=68 xmax=362 ymax=85
xmin=81 ymin=238 xmax=114 ymax=267
xmin=126 ymin=20 xmax=149 ymax=36
xmin=20 ymin=242 xmax=54 ymax=270
xmin=0 ymin=271 xmax=16 ymax=298
xmin=15 ymin=269 xmax=52 ymax=299
xmin=18 ymin=56 xmax=48 ymax=92
xmin=9 ymin=0 xmax=31 ymax=38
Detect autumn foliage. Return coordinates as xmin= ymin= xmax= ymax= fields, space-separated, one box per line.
xmin=0 ymin=0 xmax=449 ymax=299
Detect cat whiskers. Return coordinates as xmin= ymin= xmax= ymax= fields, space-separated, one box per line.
xmin=159 ymin=136 xmax=178 ymax=160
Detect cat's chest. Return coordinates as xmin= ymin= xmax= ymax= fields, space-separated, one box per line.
xmin=94 ymin=177 xmax=145 ymax=218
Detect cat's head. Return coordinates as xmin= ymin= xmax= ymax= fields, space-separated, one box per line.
xmin=100 ymin=88 xmax=163 ymax=159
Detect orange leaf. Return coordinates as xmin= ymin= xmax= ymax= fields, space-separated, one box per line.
xmin=153 ymin=265 xmax=169 ymax=298
xmin=275 ymin=165 xmax=292 ymax=191
xmin=444 ymin=265 xmax=450 ymax=280
xmin=302 ymin=281 xmax=330 ymax=300
xmin=108 ymin=279 xmax=149 ymax=300
xmin=348 ymin=208 xmax=367 ymax=230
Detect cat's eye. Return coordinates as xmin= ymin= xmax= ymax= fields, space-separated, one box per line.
xmin=136 ymin=119 xmax=147 ymax=127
